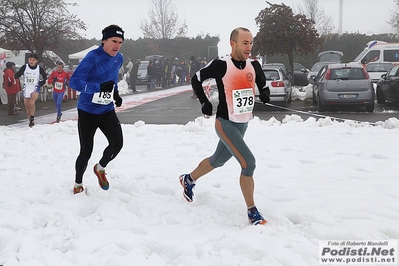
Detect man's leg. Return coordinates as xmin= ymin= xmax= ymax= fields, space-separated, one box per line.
xmin=29 ymin=92 xmax=39 ymax=117
xmin=240 ymin=175 xmax=255 ymax=208
xmin=190 ymin=157 xmax=214 ymax=181
xmin=23 ymin=97 xmax=31 ymax=119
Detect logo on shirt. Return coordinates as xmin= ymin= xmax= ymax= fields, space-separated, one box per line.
xmin=246 ymin=73 xmax=253 ymax=82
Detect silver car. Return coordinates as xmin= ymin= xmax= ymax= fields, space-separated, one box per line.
xmin=256 ymin=67 xmax=292 ymax=107
xmin=311 ymin=63 xmax=374 ymax=112
xmin=365 ymin=62 xmax=393 ymax=83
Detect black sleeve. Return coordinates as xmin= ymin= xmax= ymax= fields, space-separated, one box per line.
xmin=39 ymin=67 xmax=47 ymax=87
xmin=14 ymin=65 xmax=26 ymax=79
xmin=191 ymin=59 xmax=226 ymax=104
xmin=252 ymin=60 xmax=267 ymax=93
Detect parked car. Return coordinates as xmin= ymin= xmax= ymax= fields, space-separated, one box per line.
xmin=256 ymin=67 xmax=292 ymax=107
xmin=365 ymin=62 xmax=394 ymax=83
xmin=308 ymin=51 xmax=343 ymax=84
xmin=308 ymin=61 xmax=334 ymax=84
xmin=376 ymin=64 xmax=399 ymax=104
xmin=263 ymin=62 xmax=308 ymax=87
xmin=293 ymin=62 xmax=309 ymax=86
xmin=136 ymin=60 xmax=149 ymax=85
xmin=310 ymin=62 xmax=374 ymax=112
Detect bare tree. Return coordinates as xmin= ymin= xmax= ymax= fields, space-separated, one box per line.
xmin=295 ymin=0 xmax=334 ymax=36
xmin=140 ymin=0 xmax=187 ymax=39
xmin=390 ymin=0 xmax=399 ymax=33
xmin=0 ymin=0 xmax=86 ymax=59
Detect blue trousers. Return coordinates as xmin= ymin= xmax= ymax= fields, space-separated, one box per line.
xmin=53 ymin=91 xmax=65 ymax=117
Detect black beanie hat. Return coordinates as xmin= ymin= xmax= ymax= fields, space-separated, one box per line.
xmin=102 ymin=25 xmax=124 ymax=41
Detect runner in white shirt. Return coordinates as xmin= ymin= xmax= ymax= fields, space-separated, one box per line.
xmin=14 ymin=53 xmax=47 ymax=127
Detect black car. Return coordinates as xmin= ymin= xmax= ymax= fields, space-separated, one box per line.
xmin=376 ymin=64 xmax=399 ymax=104
xmin=263 ymin=62 xmax=309 ymax=87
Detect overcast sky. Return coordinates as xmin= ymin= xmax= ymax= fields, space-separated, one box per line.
xmin=69 ymin=0 xmax=396 ymax=57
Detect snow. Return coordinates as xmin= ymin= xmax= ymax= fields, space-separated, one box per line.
xmin=1 ymin=83 xmax=399 ymax=266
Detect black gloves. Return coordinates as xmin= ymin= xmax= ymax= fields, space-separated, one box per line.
xmin=259 ymin=86 xmax=270 ymax=103
xmin=52 ymin=77 xmax=57 ymax=86
xmin=8 ymin=81 xmax=12 ymax=87
xmin=114 ymin=89 xmax=122 ymax=107
xmin=201 ymin=100 xmax=213 ymax=116
xmin=100 ymin=81 xmax=115 ymax=92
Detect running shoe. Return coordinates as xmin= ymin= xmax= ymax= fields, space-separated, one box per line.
xmin=93 ymin=164 xmax=109 ymax=190
xmin=56 ymin=113 xmax=62 ymax=123
xmin=248 ymin=206 xmax=267 ymax=225
xmin=28 ymin=117 xmax=34 ymax=127
xmin=73 ymin=185 xmax=84 ymax=194
xmin=179 ymin=174 xmax=195 ymax=202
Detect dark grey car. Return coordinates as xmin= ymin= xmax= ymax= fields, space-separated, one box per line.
xmin=376 ymin=64 xmax=399 ymax=104
xmin=311 ymin=63 xmax=374 ymax=112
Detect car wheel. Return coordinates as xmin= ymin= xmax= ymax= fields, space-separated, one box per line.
xmin=376 ymin=88 xmax=385 ymax=104
xmin=312 ymin=91 xmax=317 ymax=105
xmin=318 ymin=97 xmax=326 ymax=112
xmin=365 ymin=102 xmax=374 ymax=112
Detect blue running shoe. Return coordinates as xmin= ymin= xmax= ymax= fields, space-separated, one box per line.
xmin=248 ymin=206 xmax=267 ymax=225
xmin=179 ymin=174 xmax=195 ymax=202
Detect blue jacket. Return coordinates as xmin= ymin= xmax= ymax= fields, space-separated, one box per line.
xmin=69 ymin=45 xmax=123 ymax=114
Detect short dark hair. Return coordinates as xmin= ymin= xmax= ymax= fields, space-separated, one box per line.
xmin=29 ymin=53 xmax=38 ymax=60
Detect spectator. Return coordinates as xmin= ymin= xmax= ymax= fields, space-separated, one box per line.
xmin=47 ymin=61 xmax=70 ymax=122
xmin=125 ymin=58 xmax=133 ymax=87
xmin=3 ymin=62 xmax=20 ymax=115
xmin=149 ymin=59 xmax=157 ymax=90
xmin=14 ymin=53 xmax=47 ymax=127
xmin=130 ymin=59 xmax=140 ymax=92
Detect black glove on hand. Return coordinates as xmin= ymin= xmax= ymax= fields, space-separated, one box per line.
xmin=100 ymin=81 xmax=115 ymax=92
xmin=201 ymin=100 xmax=213 ymax=116
xmin=114 ymin=89 xmax=122 ymax=107
xmin=8 ymin=81 xmax=12 ymax=87
xmin=259 ymin=86 xmax=270 ymax=103
xmin=52 ymin=77 xmax=57 ymax=86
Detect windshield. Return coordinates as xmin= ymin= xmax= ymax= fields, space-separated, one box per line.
xmin=353 ymin=50 xmax=368 ymax=62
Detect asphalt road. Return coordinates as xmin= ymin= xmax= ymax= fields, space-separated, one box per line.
xmin=1 ymin=84 xmax=399 ymax=126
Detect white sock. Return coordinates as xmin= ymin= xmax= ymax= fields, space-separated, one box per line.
xmin=75 ymin=183 xmax=82 ymax=187
xmin=96 ymin=163 xmax=105 ymax=171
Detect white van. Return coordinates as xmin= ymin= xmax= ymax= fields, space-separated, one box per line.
xmin=352 ymin=40 xmax=399 ymax=65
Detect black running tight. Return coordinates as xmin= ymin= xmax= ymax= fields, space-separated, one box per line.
xmin=75 ymin=109 xmax=123 ymax=184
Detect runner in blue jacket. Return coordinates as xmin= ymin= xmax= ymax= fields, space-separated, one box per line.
xmin=69 ymin=24 xmax=124 ymax=194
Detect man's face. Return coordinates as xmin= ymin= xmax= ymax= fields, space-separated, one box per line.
xmin=230 ymin=30 xmax=253 ymax=61
xmin=28 ymin=57 xmax=38 ymax=67
xmin=102 ymin=37 xmax=123 ymax=57
xmin=57 ymin=64 xmax=63 ymax=72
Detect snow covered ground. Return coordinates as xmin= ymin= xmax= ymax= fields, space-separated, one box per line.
xmin=0 ymin=83 xmax=398 ymax=266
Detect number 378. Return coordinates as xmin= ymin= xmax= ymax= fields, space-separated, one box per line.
xmin=236 ymin=96 xmax=254 ymax=107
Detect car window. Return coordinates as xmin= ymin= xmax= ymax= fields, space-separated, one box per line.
xmin=387 ymin=65 xmax=399 ymax=77
xmin=340 ymin=68 xmax=366 ymax=79
xmin=263 ymin=70 xmax=280 ymax=80
xmin=383 ymin=50 xmax=399 ymax=62
xmin=364 ymin=50 xmax=380 ymax=63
